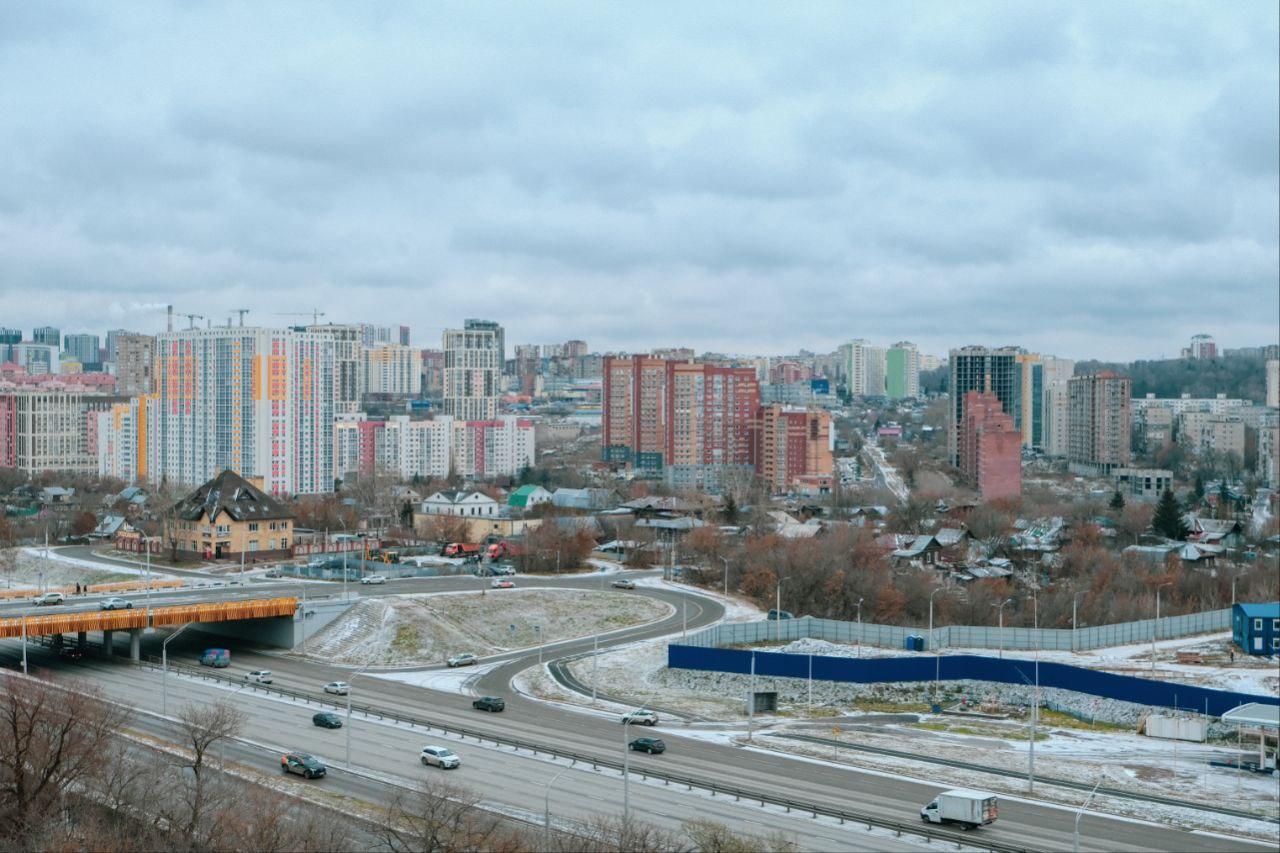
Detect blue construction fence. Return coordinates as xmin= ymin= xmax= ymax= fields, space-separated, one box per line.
xmin=667 ymin=645 xmax=1280 ymax=718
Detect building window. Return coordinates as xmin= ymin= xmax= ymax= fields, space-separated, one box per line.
xmin=249 ymin=522 xmax=259 ymax=532
xmin=1254 ymin=618 xmax=1263 ymax=631
xmin=249 ymin=540 xmax=259 ymax=551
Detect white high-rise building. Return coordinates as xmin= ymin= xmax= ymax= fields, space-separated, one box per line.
xmin=1267 ymin=359 xmax=1279 ymax=408
xmin=443 ymin=326 xmax=501 ymax=420
xmin=152 ymin=327 xmax=336 ymax=494
xmin=333 ymin=414 xmax=533 ymax=481
xmin=451 ymin=416 xmax=534 ymax=479
xmin=308 ymin=324 xmax=364 ymax=413
xmin=97 ymin=395 xmax=159 ymax=484
xmin=844 ymin=339 xmax=886 ymax=397
xmin=363 ymin=344 xmax=422 ymax=396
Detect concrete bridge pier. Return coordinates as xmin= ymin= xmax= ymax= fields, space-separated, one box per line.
xmin=103 ymin=630 xmax=113 ymax=656
xmin=129 ymin=629 xmax=141 ymax=661
xmin=77 ymin=631 xmax=87 ymax=652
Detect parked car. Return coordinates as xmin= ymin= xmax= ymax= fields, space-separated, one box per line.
xmin=621 ymin=709 xmax=659 ymax=726
xmin=490 ymin=579 xmax=516 ymax=589
xmin=34 ymin=592 xmax=65 ymax=606
xmin=323 ymin=681 xmax=349 ymax=695
xmin=245 ymin=670 xmax=273 ymax=684
xmin=920 ymin=790 xmax=999 ymax=830
xmin=312 ymin=712 xmax=343 ymax=729
xmin=446 ymin=653 xmax=478 ymax=668
xmin=766 ymin=609 xmax=794 ymax=620
xmin=360 ymin=574 xmax=387 ymax=585
xmin=611 ymin=578 xmax=636 ymax=590
xmin=491 ymin=563 xmax=516 ymax=576
xmin=420 ymin=745 xmax=461 ymax=769
xmin=628 ymin=737 xmax=666 ymax=754
xmin=281 ymin=752 xmax=326 ymax=779
xmin=99 ymin=597 xmax=133 ymax=610
xmin=472 ymin=696 xmax=505 ymax=712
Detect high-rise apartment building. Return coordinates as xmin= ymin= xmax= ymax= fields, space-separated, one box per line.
xmin=308 ymin=324 xmax=364 ymax=413
xmin=886 ymin=342 xmax=920 ymax=399
xmin=9 ymin=343 xmax=59 ymax=375
xmin=443 ymin=326 xmax=501 ymax=420
xmin=844 ymin=339 xmax=887 ymax=397
xmin=114 ymin=333 xmax=156 ymax=396
xmin=104 ymin=329 xmax=131 ymax=363
xmin=63 ymin=334 xmax=101 ymax=367
xmin=958 ymin=391 xmax=1021 ymax=501
xmin=1182 ymin=334 xmax=1217 ymax=360
xmin=32 ymin=327 xmax=60 ymax=347
xmin=420 ymin=349 xmax=444 ymax=397
xmin=1177 ymin=412 xmax=1246 ymax=459
xmin=451 ymin=416 xmax=536 ymax=479
xmin=334 ymin=413 xmax=533 ymax=481
xmin=98 ymin=395 xmax=158 ymax=484
xmin=1267 ymin=359 xmax=1279 ymax=408
xmin=464 ymin=319 xmax=505 ymax=373
xmin=754 ymin=405 xmax=834 ymax=493
xmin=1067 ymin=372 xmax=1131 ymax=474
xmin=151 ymin=327 xmax=336 ymax=494
xmin=363 ymin=343 xmax=422 ymax=396
xmin=0 ymin=329 xmax=21 ymax=346
xmin=948 ymin=346 xmax=1020 ymax=466
xmin=0 ymin=388 xmax=123 ymax=475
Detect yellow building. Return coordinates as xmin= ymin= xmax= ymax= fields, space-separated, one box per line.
xmin=164 ymin=469 xmax=295 ymax=562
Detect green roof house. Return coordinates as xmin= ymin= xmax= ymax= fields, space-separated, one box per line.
xmin=508 ymin=485 xmax=553 ymax=510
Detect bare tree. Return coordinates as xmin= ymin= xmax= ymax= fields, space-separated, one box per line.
xmin=379 ymin=777 xmax=521 ymax=853
xmin=683 ymin=818 xmax=799 ymax=853
xmin=175 ymin=700 xmax=245 ymax=840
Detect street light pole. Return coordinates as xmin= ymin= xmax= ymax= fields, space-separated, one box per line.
xmin=1153 ymin=582 xmax=1172 ymax=674
xmin=929 ymin=588 xmax=944 ymax=703
xmin=1029 ymin=587 xmax=1039 ymax=792
xmin=719 ymin=556 xmax=729 ymax=595
xmin=995 ymin=598 xmax=1013 ymax=660
xmin=344 ymin=668 xmax=371 ymax=769
xmin=161 ymin=622 xmax=194 ymax=717
xmin=775 ymin=577 xmax=790 ymax=642
xmin=856 ymin=598 xmax=864 ymax=658
xmin=543 ymin=767 xmax=571 ymax=850
xmin=1072 ymin=591 xmax=1087 ymax=653
xmin=1073 ymin=777 xmax=1103 ymax=853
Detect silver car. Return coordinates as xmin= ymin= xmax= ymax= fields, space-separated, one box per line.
xmin=420 ymin=745 xmax=460 ymax=769
xmin=100 ymin=597 xmax=133 ymax=610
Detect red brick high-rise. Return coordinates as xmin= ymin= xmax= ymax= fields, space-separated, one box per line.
xmin=959 ymin=390 xmax=1021 ymax=501
xmin=753 ymin=405 xmax=833 ymax=493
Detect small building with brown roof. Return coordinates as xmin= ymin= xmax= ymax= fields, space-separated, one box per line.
xmin=164 ymin=470 xmax=295 ymax=561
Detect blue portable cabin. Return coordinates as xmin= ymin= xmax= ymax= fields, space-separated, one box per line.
xmin=1232 ymin=602 xmax=1280 ymax=655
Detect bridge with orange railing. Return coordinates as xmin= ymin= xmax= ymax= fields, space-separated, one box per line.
xmin=0 ymin=597 xmax=300 ymax=659
xmin=0 ymin=579 xmax=186 ymax=601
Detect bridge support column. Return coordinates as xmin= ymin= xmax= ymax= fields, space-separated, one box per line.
xmin=129 ymin=629 xmax=141 ymax=661
xmin=103 ymin=630 xmax=114 ymax=656
xmin=77 ymin=631 xmax=87 ymax=652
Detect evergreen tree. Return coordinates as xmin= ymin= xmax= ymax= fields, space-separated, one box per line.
xmin=1152 ymin=487 xmax=1189 ymax=541
xmin=723 ymin=494 xmax=739 ymax=524
xmin=1109 ymin=489 xmax=1125 ymax=511
xmin=1192 ymin=474 xmax=1205 ymax=502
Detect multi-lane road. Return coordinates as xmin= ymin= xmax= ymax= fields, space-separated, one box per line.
xmin=4 ymin=547 xmax=1274 ymax=852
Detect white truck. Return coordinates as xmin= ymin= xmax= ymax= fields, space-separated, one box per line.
xmin=920 ymin=789 xmax=998 ymax=830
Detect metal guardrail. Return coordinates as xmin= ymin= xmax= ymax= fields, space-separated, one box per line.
xmin=126 ymin=654 xmax=1031 ymax=852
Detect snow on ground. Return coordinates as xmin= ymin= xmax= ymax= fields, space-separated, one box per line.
xmin=372 ymin=661 xmax=504 ymax=693
xmin=632 ymin=576 xmax=764 ymax=623
xmin=767 ymin=634 xmax=1280 ymax=698
xmin=11 ymin=547 xmax=171 ymax=583
xmin=296 ymin=588 xmax=672 ymax=667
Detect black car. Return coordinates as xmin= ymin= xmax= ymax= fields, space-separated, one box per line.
xmin=472 ymin=696 xmax=505 ymax=713
xmin=629 ymin=737 xmax=666 ymax=754
xmin=312 ymin=712 xmax=343 ymax=729
xmin=281 ymin=752 xmax=326 ymax=779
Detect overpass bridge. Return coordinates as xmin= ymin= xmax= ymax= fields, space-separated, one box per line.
xmin=0 ymin=597 xmax=299 ymax=660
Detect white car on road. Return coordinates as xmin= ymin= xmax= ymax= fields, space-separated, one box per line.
xmin=245 ymin=670 xmax=273 ymax=684
xmin=360 ymin=574 xmax=387 ymax=585
xmin=323 ymin=681 xmax=349 ymax=695
xmin=420 ymin=745 xmax=460 ymax=769
xmin=34 ymin=592 xmax=65 ymax=606
xmin=621 ymin=709 xmax=659 ymax=726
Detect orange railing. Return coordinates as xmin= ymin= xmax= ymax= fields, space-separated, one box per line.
xmin=0 ymin=597 xmax=298 ymax=639
xmin=0 ymin=578 xmax=185 ymax=601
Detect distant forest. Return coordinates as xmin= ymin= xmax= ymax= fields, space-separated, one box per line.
xmin=919 ymin=354 xmax=1271 ymax=402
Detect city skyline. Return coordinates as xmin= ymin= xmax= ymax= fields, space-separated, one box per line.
xmin=1 ymin=3 xmax=1276 ymax=360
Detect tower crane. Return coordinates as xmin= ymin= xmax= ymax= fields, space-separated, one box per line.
xmin=273 ymin=310 xmax=327 ymax=325
xmin=232 ymin=309 xmax=251 ymax=327
xmin=180 ymin=312 xmax=204 ymax=330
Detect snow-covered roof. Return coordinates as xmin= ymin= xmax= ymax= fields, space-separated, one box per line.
xmin=1221 ymin=703 xmax=1280 ymax=730
xmin=172 ymin=470 xmax=291 ymax=523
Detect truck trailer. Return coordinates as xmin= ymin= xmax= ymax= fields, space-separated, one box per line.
xmin=920 ymin=789 xmax=998 ymax=830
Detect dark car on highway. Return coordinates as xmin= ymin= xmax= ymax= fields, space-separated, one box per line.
xmin=281 ymin=752 xmax=326 ymax=779
xmin=766 ymin=609 xmax=794 ymax=620
xmin=312 ymin=712 xmax=343 ymax=729
xmin=629 ymin=737 xmax=666 ymax=754
xmin=472 ymin=696 xmax=505 ymax=712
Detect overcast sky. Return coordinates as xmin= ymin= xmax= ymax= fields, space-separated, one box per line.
xmin=0 ymin=2 xmax=1276 ymax=361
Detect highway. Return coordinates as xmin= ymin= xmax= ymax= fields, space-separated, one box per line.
xmin=5 ymin=547 xmax=1274 ymax=852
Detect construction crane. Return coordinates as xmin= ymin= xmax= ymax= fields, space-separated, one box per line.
xmin=233 ymin=309 xmax=251 ymax=327
xmin=274 ymin=310 xmax=326 ymax=325
xmin=180 ymin=312 xmax=204 ymax=330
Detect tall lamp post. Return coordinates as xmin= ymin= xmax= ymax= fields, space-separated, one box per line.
xmin=719 ymin=556 xmax=730 ymax=595
xmin=1152 ymin=582 xmax=1172 ymax=674
xmin=775 ymin=577 xmax=790 ymax=642
xmin=855 ymin=597 xmax=864 ymax=658
xmin=995 ymin=598 xmax=1014 ymax=660
xmin=162 ymin=622 xmax=194 ymax=716
xmin=344 ymin=668 xmax=373 ymax=768
xmin=543 ymin=766 xmax=572 ymax=850
xmin=1073 ymin=777 xmax=1103 ymax=853
xmin=1029 ymin=587 xmax=1039 ymax=792
xmin=622 ymin=691 xmax=658 ymax=828
xmin=928 ymin=588 xmax=944 ymax=703
xmin=1072 ymin=591 xmax=1087 ymax=653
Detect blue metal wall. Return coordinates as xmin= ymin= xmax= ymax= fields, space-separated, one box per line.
xmin=667 ymin=645 xmax=1280 ymax=717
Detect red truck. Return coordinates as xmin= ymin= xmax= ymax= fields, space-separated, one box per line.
xmin=486 ymin=540 xmax=525 ymax=560
xmin=442 ymin=542 xmax=482 ymax=558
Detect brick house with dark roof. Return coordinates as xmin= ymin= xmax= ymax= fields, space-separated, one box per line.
xmin=164 ymin=469 xmax=295 ymax=561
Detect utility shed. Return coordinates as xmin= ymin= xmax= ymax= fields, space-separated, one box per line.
xmin=1232 ymin=602 xmax=1280 ymax=655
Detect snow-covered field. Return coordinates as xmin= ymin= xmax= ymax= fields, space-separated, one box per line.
xmin=297 ymin=588 xmax=672 ymax=667
xmin=8 ymin=547 xmax=160 ymax=585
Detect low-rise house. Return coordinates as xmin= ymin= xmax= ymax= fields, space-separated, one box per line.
xmin=39 ymin=486 xmax=75 ymax=505
xmin=1012 ymin=517 xmax=1065 ymax=552
xmin=1185 ymin=517 xmax=1244 ymax=549
xmin=420 ymin=490 xmax=501 ymax=518
xmin=890 ymin=535 xmax=941 ymax=566
xmin=89 ymin=514 xmax=126 ymax=539
xmin=1232 ymin=602 xmax=1280 ymax=655
xmin=551 ymin=487 xmax=618 ymax=511
xmin=163 ymin=470 xmax=295 ymax=561
xmin=508 ymin=485 xmax=553 ymax=511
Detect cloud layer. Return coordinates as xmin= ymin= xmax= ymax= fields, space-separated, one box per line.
xmin=0 ymin=2 xmax=1275 ymax=360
